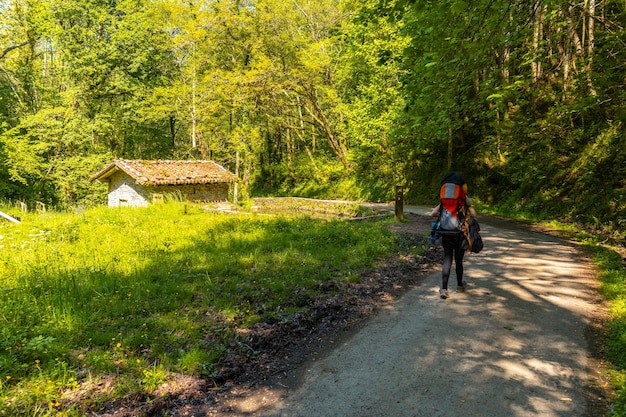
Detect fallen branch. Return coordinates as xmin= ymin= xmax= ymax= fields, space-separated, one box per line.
xmin=0 ymin=211 xmax=20 ymax=224
xmin=0 ymin=40 xmax=31 ymax=60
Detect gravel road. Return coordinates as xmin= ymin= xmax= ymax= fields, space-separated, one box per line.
xmin=248 ymin=210 xmax=606 ymax=417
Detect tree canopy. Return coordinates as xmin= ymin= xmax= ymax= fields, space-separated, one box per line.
xmin=1 ymin=0 xmax=625 ymax=228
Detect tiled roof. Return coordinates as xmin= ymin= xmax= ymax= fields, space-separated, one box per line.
xmin=90 ymin=159 xmax=237 ymax=185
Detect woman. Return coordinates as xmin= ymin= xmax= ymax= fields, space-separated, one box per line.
xmin=430 ymin=172 xmax=477 ymax=299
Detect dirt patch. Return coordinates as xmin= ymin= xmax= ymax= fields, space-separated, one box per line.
xmin=92 ymin=212 xmax=440 ymax=417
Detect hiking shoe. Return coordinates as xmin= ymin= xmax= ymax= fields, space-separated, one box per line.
xmin=439 ymin=289 xmax=449 ymax=299
xmin=456 ymin=281 xmax=468 ymax=293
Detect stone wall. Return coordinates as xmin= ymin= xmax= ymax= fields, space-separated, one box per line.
xmin=107 ymin=172 xmax=230 ymax=207
xmin=108 ymin=173 xmax=150 ymax=207
xmin=149 ymin=183 xmax=230 ymax=202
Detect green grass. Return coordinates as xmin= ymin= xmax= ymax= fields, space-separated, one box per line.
xmin=0 ymin=202 xmax=400 ymax=416
xmin=587 ymin=245 xmax=626 ymax=416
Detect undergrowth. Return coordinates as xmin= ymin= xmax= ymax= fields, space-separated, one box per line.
xmin=584 ymin=244 xmax=626 ymax=416
xmin=0 ymin=201 xmax=399 ymax=416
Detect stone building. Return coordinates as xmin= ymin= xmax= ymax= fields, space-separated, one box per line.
xmin=90 ymin=159 xmax=237 ymax=207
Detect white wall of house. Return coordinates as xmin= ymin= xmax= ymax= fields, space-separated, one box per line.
xmin=107 ymin=172 xmax=150 ymax=207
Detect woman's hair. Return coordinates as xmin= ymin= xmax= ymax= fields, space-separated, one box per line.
xmin=441 ymin=171 xmax=465 ymax=186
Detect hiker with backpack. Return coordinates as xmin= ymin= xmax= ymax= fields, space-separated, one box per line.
xmin=429 ymin=171 xmax=477 ymax=299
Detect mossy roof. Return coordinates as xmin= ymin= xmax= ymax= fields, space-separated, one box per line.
xmin=90 ymin=159 xmax=237 ymax=186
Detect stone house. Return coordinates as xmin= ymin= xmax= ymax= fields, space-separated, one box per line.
xmin=90 ymin=159 xmax=238 ymax=207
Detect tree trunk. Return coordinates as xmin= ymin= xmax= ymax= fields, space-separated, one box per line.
xmin=531 ymin=0 xmax=544 ymax=83
xmin=302 ymin=89 xmax=349 ymax=169
xmin=294 ymin=95 xmax=322 ymax=179
xmin=286 ymin=126 xmax=294 ymax=179
xmin=447 ymin=126 xmax=453 ymax=170
xmin=502 ymin=41 xmax=510 ymax=82
xmin=191 ymin=74 xmax=197 ymax=148
xmin=562 ymin=7 xmax=571 ymax=91
xmin=586 ymin=0 xmax=597 ymax=95
xmin=233 ymin=150 xmax=239 ymax=204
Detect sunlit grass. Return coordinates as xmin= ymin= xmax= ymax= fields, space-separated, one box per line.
xmin=0 ymin=201 xmax=400 ymax=415
xmin=591 ymin=246 xmax=626 ymax=416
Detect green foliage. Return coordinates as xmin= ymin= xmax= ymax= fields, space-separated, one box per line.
xmin=592 ymin=246 xmax=626 ymax=416
xmin=50 ymin=154 xmax=111 ymax=208
xmin=0 ymin=0 xmax=625 ymax=239
xmin=0 ymin=202 xmax=399 ymax=414
xmin=594 ymin=248 xmax=626 ymax=362
xmin=2 ymin=1 xmax=626 ymax=409
xmin=141 ymin=364 xmax=169 ymax=392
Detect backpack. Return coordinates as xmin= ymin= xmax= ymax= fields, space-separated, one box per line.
xmin=461 ymin=216 xmax=484 ymax=253
xmin=437 ymin=182 xmax=467 ymax=233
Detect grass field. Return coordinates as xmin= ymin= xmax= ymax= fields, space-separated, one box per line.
xmin=0 ymin=202 xmax=402 ymax=416
xmin=2 ymin=201 xmax=624 ymax=416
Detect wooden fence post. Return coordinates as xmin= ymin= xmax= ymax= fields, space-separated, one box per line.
xmin=395 ymin=185 xmax=405 ymax=220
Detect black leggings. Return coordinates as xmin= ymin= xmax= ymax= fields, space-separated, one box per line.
xmin=441 ymin=234 xmax=466 ymax=289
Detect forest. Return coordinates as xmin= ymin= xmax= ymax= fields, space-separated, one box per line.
xmin=2 ymin=1 xmax=626 ymax=414
xmin=1 ymin=0 xmax=625 ymax=232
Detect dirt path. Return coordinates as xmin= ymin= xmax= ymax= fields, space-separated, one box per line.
xmin=226 ymin=209 xmax=608 ymax=416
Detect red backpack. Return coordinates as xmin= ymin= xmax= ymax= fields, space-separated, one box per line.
xmin=438 ymin=182 xmax=467 ymax=233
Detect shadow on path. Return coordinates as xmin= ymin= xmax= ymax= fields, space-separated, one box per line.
xmin=254 ymin=212 xmax=605 ymax=417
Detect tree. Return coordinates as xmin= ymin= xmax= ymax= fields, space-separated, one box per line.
xmin=334 ymin=0 xmax=409 ymax=194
